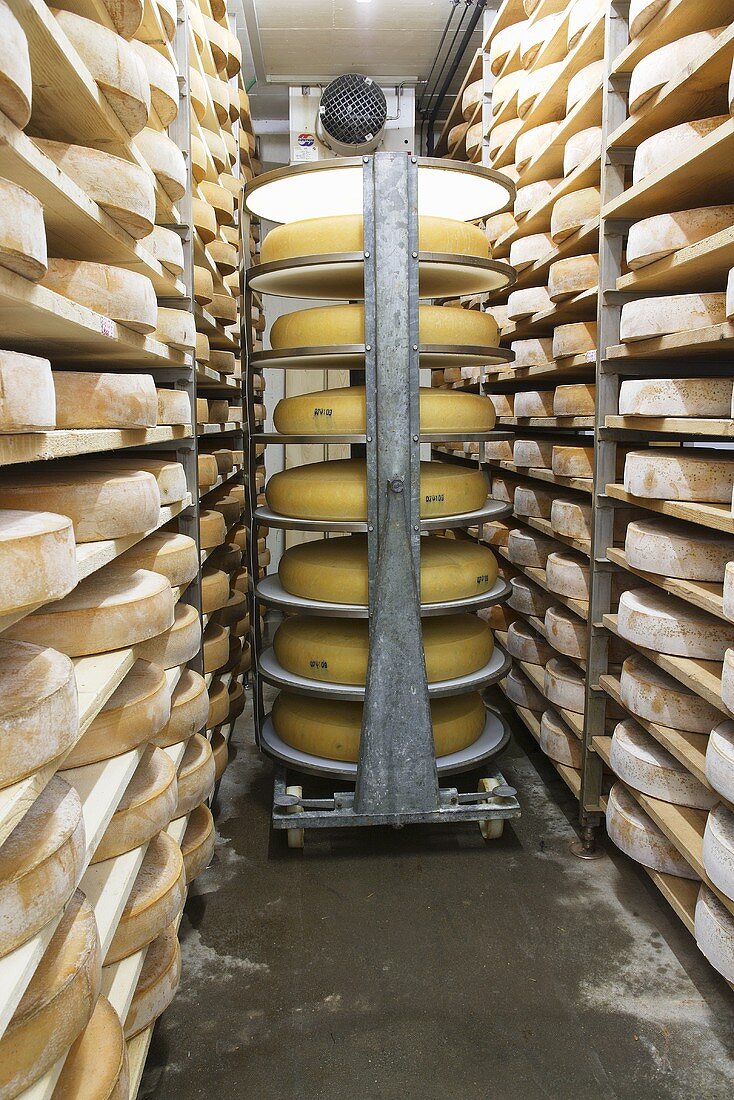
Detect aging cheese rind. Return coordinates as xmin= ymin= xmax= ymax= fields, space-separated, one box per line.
xmin=0 ymin=510 xmax=77 ymax=615
xmin=625 ymin=517 xmax=734 ymax=582
xmin=550 ymin=188 xmax=600 ymax=243
xmin=503 ymin=666 xmax=546 ymax=711
xmin=619 ymin=377 xmax=734 ymax=416
xmin=554 ymin=384 xmax=595 ymax=416
xmin=93 ymin=746 xmax=177 ymax=863
xmin=0 ymin=179 xmax=47 ymax=281
xmin=620 ymin=293 xmax=726 ymax=342
xmin=611 ymin=718 xmax=716 ymax=808
xmin=51 ymin=994 xmax=129 ymax=1100
xmin=182 ymin=803 xmax=215 ymax=883
xmin=544 ymin=657 xmax=585 ymax=714
xmin=135 ymin=128 xmax=186 ymax=202
xmin=618 ymin=587 xmax=734 ymax=659
xmin=507 ymin=286 xmax=553 ymax=319
xmin=175 ymin=732 xmax=215 ymax=816
xmin=633 ymin=117 xmax=727 ymax=185
xmin=706 ymin=721 xmax=734 ymax=803
xmin=117 ymin=531 xmax=197 ymax=587
xmin=506 ymin=621 xmax=553 ymax=665
xmin=54 ymin=372 xmax=158 ymax=429
xmin=129 ymin=39 xmax=178 ymax=125
xmin=546 ymin=551 xmax=590 ymax=601
xmin=547 ymin=253 xmax=598 ymax=301
xmin=540 ymin=708 xmax=581 ymax=767
xmin=105 ymin=831 xmax=186 ymax=964
xmin=513 ymin=484 xmax=554 ymax=518
xmin=509 ymin=576 xmax=553 ymax=616
xmin=0 ymin=351 xmax=55 ymax=433
xmin=623 ymin=448 xmax=734 ymax=502
xmin=621 ymin=652 xmax=720 ymax=734
xmin=702 ymin=802 xmax=734 ymax=901
xmin=606 ymin=782 xmax=699 ymax=878
xmin=151 ymin=669 xmax=209 ymax=748
xmin=273 ymin=387 xmax=495 ymax=435
xmin=510 ymin=338 xmax=553 ymax=368
xmin=515 ymin=122 xmax=561 ymax=173
xmin=563 ymin=127 xmax=602 ymax=176
xmin=124 ymin=922 xmax=181 ymax=1039
xmin=545 ymin=604 xmax=586 ymax=659
xmin=550 ymin=497 xmax=592 ymax=541
xmin=626 ymin=206 xmax=734 ymax=270
xmin=553 ymin=322 xmax=596 ymax=359
xmin=136 ymin=601 xmax=201 ymax=669
xmin=629 ymin=31 xmax=724 ymax=115
xmin=507 ymin=528 xmax=558 ymax=568
xmin=695 ymin=885 xmax=734 ymax=983
xmin=42 ymin=260 xmax=158 ymax=335
xmin=0 ymin=0 xmax=32 ymax=128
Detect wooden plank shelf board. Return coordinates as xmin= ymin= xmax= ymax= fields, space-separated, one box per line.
xmin=605 ymin=414 xmax=734 ymax=438
xmin=0 ymin=426 xmax=193 ymax=468
xmin=510 ymin=218 xmax=600 ymax=293
xmin=199 ymin=467 xmax=243 ymax=499
xmin=482 ymin=0 xmax=525 ymax=52
xmin=499 ymin=287 xmax=598 ymax=340
xmin=520 ymin=515 xmax=591 ymax=558
xmin=604 ymin=117 xmax=734 ymax=222
xmin=198 ymin=422 xmax=242 ymax=435
xmin=606 ymin=547 xmax=726 ymax=622
xmin=489 ymin=458 xmax=593 ymax=494
xmin=197 ymin=366 xmax=241 ymax=391
xmin=616 ymin=225 xmax=734 ymax=297
xmin=498 ymin=416 xmax=595 ymax=429
xmin=498 ymin=547 xmax=590 ymax=619
xmin=512 ymin=92 xmax=602 ymax=188
xmin=127 ymin=1026 xmax=155 ymax=1100
xmin=195 ymin=306 xmax=237 ymax=349
xmin=484 ymin=351 xmax=596 ymax=387
xmin=603 ymin=614 xmax=725 ymax=714
xmin=495 ymin=148 xmax=600 ymax=254
xmin=497 ymin=681 xmax=583 ymax=798
xmin=606 ymin=484 xmax=734 ymax=535
xmin=605 ymin=321 xmax=734 ymax=362
xmin=611 ymin=0 xmax=734 ymax=76
xmin=102 ymin=945 xmax=147 ymax=1021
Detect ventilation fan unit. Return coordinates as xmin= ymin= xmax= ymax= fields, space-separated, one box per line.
xmin=316 ymin=74 xmax=388 ymax=156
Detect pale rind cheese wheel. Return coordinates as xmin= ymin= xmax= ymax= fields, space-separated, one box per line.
xmin=506 ymin=620 xmax=553 ymax=665
xmin=487 ymin=393 xmax=514 ymax=417
xmin=722 ymin=648 xmax=734 ymax=714
xmin=198 ymin=451 xmax=220 ymax=486
xmin=513 ymin=484 xmax=554 ymax=518
xmin=272 ymin=690 xmax=486 ymax=763
xmin=42 ymin=259 xmax=158 ymax=334
xmin=485 ymin=213 xmax=516 ymax=245
xmin=106 ymin=831 xmax=185 ymax=964
xmin=210 ymin=291 xmax=238 ymax=324
xmin=487 ymin=439 xmax=515 ymax=461
xmin=618 ymin=377 xmax=733 ymax=417
xmin=462 ymin=78 xmax=483 ymax=120
xmin=273 ymin=387 xmax=495 ymax=435
xmin=509 ymin=233 xmax=554 ymax=271
xmin=90 ymin=457 xmax=186 ymax=505
xmin=489 ymin=473 xmax=513 ymax=502
xmin=554 ymin=384 xmax=595 ymax=416
xmin=136 ymin=601 xmax=201 ymax=669
xmin=0 ymin=891 xmax=101 ymax=1097
xmin=0 ymin=178 xmax=47 ymax=281
xmin=503 ymin=665 xmax=545 ymax=711
xmin=151 ymin=669 xmax=209 ymax=749
xmin=156 ymin=386 xmax=192 ymax=426
xmin=629 ymin=0 xmax=667 ymax=39
xmin=550 ymin=498 xmax=592 ymax=541
xmin=273 ymin=614 xmax=494 ymax=686
xmin=550 ymin=187 xmax=600 ymax=244
xmin=567 ymin=0 xmax=605 ymax=49
xmin=548 ymin=253 xmax=598 ymax=301
xmin=0 ymin=350 xmax=54 ymax=432
xmin=135 ymin=128 xmax=186 ymax=202
xmin=566 ymin=60 xmax=605 ymax=114
xmin=156 ymin=306 xmax=196 ymax=350
xmin=0 ymin=510 xmax=77 ymax=615
xmin=175 ymin=732 xmax=215 ymax=816
xmin=261 ymin=214 xmax=489 ymax=267
xmin=199 ymin=507 xmax=226 ymax=550
xmin=623 ymin=448 xmax=734 ymax=502
xmin=182 ymin=803 xmax=215 ymax=883
xmin=117 ymin=531 xmax=198 ymax=588
xmin=513 ymin=389 xmax=554 ymax=417
xmin=540 ymin=708 xmax=582 ymax=768
xmin=192 ymin=197 xmax=217 ymax=245
xmin=507 ymin=285 xmax=553 ymax=319
xmin=211 ymin=728 xmax=228 ymax=781
xmin=0 ymin=776 xmax=84 ymax=958
xmin=202 ymin=127 xmax=228 ymax=173
xmin=515 ymin=121 xmax=560 ymax=173
xmin=695 ymin=885 xmax=734 ymax=983
xmin=618 ymin=587 xmax=734 ymax=660
xmin=625 ymin=517 xmax=734 ymax=582
xmin=544 ymin=657 xmax=585 ymax=714
xmin=611 ymin=718 xmax=716 ymax=809
xmin=563 ymin=127 xmax=602 ymax=177
xmin=520 ymin=13 xmax=563 ymax=68
xmin=509 ymin=576 xmax=553 ymax=617
xmin=124 ymin=922 xmax=181 ymax=1039
xmin=65 ymin=659 xmax=170 ymax=768
xmin=489 ymin=21 xmax=524 ymax=75
xmin=487 ymin=118 xmax=523 ymax=160
xmin=187 ymin=65 xmax=206 ymax=121
xmin=606 ymin=782 xmax=699 ymax=878
xmin=546 ymin=551 xmax=590 ymax=601
xmin=552 ymin=444 xmax=593 ymax=479
xmin=207 ymin=680 xmax=229 ymax=729
xmin=507 ymin=528 xmax=557 ymax=568
xmin=209 ymin=238 xmax=238 ymax=275
xmin=514 ymin=179 xmax=560 ymax=221
xmin=0 ymin=0 xmax=32 ymax=127
xmin=193 ymin=264 xmax=213 ymax=306
xmin=54 ymin=371 xmax=157 ymax=429
xmin=702 ymin=802 xmax=734 ymax=899
xmin=518 ymin=62 xmax=563 ymax=118
xmin=545 ymin=604 xmax=587 ymax=659
xmin=633 ymin=117 xmax=727 ymax=186
xmin=203 ymin=621 xmax=230 ymax=674
xmin=266 ymin=459 xmax=487 ymax=521
xmin=726 ymin=562 xmax=734 ymax=623
xmin=620 ymin=293 xmax=726 ymax=342
xmin=54 ymin=11 xmax=150 ymax=136
xmin=200 ymin=181 xmax=235 ymax=226
xmin=706 ymin=721 xmax=734 ymax=803
xmin=278 ymin=534 xmax=497 ymax=606
xmin=621 ymin=652 xmax=720 ymax=734
xmin=130 ymin=39 xmax=178 ymax=125
xmin=511 ymin=337 xmax=553 ymax=368
xmin=491 ymin=68 xmax=523 ymax=115
xmin=553 ymin=321 xmax=597 ymax=358
xmin=626 ymin=206 xmax=734 ymax=270
xmin=629 ymin=31 xmax=724 ymax=115
xmin=513 ymin=437 xmax=554 ymax=467
xmin=201 ymin=567 xmax=230 ymax=614
xmin=190 ymin=134 xmax=207 ymax=183
xmin=93 ymin=746 xmax=177 ymax=863
xmin=51 ymin=994 xmax=129 ymax=1100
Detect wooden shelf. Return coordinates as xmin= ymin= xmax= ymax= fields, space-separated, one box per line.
xmin=606 ymin=547 xmax=726 ymax=623
xmin=511 ymin=218 xmax=600 ymax=293
xmin=484 ymin=351 xmax=596 ymax=388
xmin=498 ymin=545 xmax=589 ymax=620
xmin=198 ymin=421 xmax=242 ymax=435
xmin=518 ymin=8 xmax=605 ymax=132
xmin=0 ymin=426 xmax=192 ymax=468
xmin=498 ymin=416 xmax=595 ymax=429
xmin=611 ymin=0 xmax=734 ymax=76
xmin=605 ymin=414 xmax=734 ymax=437
xmin=498 ymin=639 xmax=585 ymax=740
xmin=497 ymin=683 xmax=582 ymax=798
xmin=482 ymin=0 xmax=525 ymax=52
xmin=197 ymin=365 xmax=241 ymax=391
xmin=521 ymin=514 xmax=591 ymax=558
xmin=489 ymin=458 xmax=593 ymax=494
xmin=605 ymin=321 xmax=734 ymax=362
xmin=606 ymin=484 xmax=734 ymax=536
xmin=500 ymin=287 xmax=598 ymax=340
xmin=616 ymin=225 xmax=734 ymax=296
xmin=495 ymin=148 xmax=600 ymax=253
xmin=199 ymin=466 xmax=243 ymax=499
xmin=434 ymin=49 xmax=483 ymax=157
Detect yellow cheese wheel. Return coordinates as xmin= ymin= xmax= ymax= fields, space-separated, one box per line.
xmin=273 ymin=614 xmax=493 ymax=686
xmin=143 ymin=224 xmax=184 ymax=274
xmin=129 ymin=39 xmax=178 ymax=125
xmin=117 ymin=531 xmax=198 ymax=587
xmin=279 ymin=533 xmax=497 ymax=605
xmin=182 ymin=803 xmax=215 ymax=883
xmin=51 ymin=995 xmax=128 ymax=1100
xmin=0 ymin=0 xmax=32 ymax=128
xmin=0 ymin=776 xmax=84 ymax=959
xmin=200 ymin=508 xmax=227 ymax=548
xmin=156 ymin=306 xmax=197 ymax=351
xmin=548 ymin=253 xmax=599 ymax=301
xmin=266 ymin=459 xmax=487 ymax=521
xmin=93 ymin=746 xmax=177 ymax=863
xmin=261 ymin=215 xmax=489 ymax=266
xmin=0 ymin=892 xmax=100 ymax=1097
xmin=0 ymin=509 xmax=77 ymax=615
xmin=150 ymin=669 xmax=209 ymax=748
xmin=0 ymin=178 xmax=47 ymax=281
xmin=135 ymin=128 xmax=186 ymax=202
xmin=0 ymin=350 xmax=55 ymax=432
xmin=553 ymin=321 xmax=597 ymax=358
xmin=42 ymin=260 xmax=158 ymax=334
xmin=106 ymin=831 xmax=185 ymax=964
xmin=272 ymin=690 xmax=486 ymax=762
xmin=175 ymin=732 xmax=215 ymax=816
xmin=207 ymin=679 xmax=229 ymax=729
xmin=201 ymin=567 xmax=230 ymax=613
xmin=211 ymin=728 xmax=228 ymax=781
xmin=54 ymin=371 xmax=158 ymax=429
xmin=136 ymin=601 xmax=201 ymax=669
xmin=203 ymin=622 xmax=230 ymax=674
xmin=89 ymin=457 xmax=186 ymax=505
xmin=228 ymin=678 xmax=246 ymax=721
xmin=65 ymin=659 xmax=170 ymax=767
xmin=273 ymin=387 xmax=494 ymax=435
xmin=124 ymin=922 xmax=181 ymax=1039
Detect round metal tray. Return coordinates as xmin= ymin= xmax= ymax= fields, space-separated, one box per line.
xmin=258 ymin=704 xmax=512 ymax=780
xmin=250 ymin=343 xmax=514 ymax=371
xmin=247 ymin=252 xmax=515 ymax=300
xmin=255 ymin=574 xmax=512 ymax=618
xmin=258 ymin=643 xmax=511 ymax=700
xmin=253 ymin=496 xmax=513 ymax=534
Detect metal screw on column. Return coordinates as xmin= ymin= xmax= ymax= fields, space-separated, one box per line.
xmin=390 ymin=477 xmax=404 ymax=493
xmin=411 ymin=157 xmax=417 ymax=164
xmin=365 ymin=251 xmax=371 ymax=259
xmin=412 ymin=251 xmax=418 ymax=258
xmin=368 ymin=525 xmax=374 ymax=532
xmin=366 ymin=435 xmax=373 ymax=442
xmin=413 ymin=345 xmax=418 ymax=351
xmin=412 ymin=435 xmax=418 ymax=442
xmin=366 ymin=345 xmax=372 ymax=351
xmin=413 ymin=524 xmax=419 ymax=532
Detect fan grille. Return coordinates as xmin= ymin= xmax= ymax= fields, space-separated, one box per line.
xmin=319 ymin=74 xmax=388 ymax=147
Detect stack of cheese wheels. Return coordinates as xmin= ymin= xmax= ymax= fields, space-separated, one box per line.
xmin=606 ymin=781 xmax=700 ymax=878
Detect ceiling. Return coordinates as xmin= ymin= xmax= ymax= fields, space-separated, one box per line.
xmin=240 ymin=0 xmax=487 ymax=121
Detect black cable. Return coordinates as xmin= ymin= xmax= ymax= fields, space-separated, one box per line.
xmin=417 ymin=0 xmax=460 ymax=115
xmin=420 ymin=1 xmax=471 ymax=120
xmin=426 ymin=0 xmax=486 ymax=154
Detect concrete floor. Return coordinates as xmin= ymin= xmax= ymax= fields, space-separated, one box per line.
xmin=141 ymin=698 xmax=734 ymax=1099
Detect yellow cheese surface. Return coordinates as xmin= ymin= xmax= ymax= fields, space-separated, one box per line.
xmin=51 ymin=995 xmax=128 ymax=1100
xmin=273 ymin=386 xmax=495 ymax=435
xmin=182 ymin=803 xmax=215 ymax=883
xmin=124 ymin=922 xmax=180 ymax=1040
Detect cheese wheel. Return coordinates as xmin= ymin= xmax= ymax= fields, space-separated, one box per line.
xmin=487 ymin=394 xmax=514 ymax=417
xmin=553 ymin=322 xmax=597 ymax=358
xmin=567 ymin=0 xmax=604 ymax=48
xmin=722 ymin=647 xmax=734 ymax=713
xmin=0 ymin=350 xmax=54 ymax=432
xmin=706 ymin=721 xmax=734 ymax=802
xmin=106 ymin=831 xmax=185 ymax=964
xmin=182 ymin=803 xmax=215 ymax=883
xmin=198 ymin=452 xmax=220 ymax=486
xmin=136 ymin=602 xmax=201 ymax=669
xmin=0 ymin=0 xmax=31 ymax=128
xmin=129 ymin=39 xmax=178 ymax=125
xmin=629 ymin=31 xmax=723 ymax=115
xmin=0 ymin=509 xmax=76 ymax=617
xmin=550 ymin=498 xmax=592 ymax=542
xmin=625 ymin=517 xmax=734 ymax=582
xmin=626 ymin=207 xmax=734 ymax=270
xmin=506 ymin=621 xmax=554 ymax=665
xmin=175 ymin=732 xmax=215 ymax=815
xmin=274 ymin=614 xmax=493 ymax=686
xmin=606 ymin=782 xmax=698 ymax=877
xmin=448 ymin=121 xmax=469 ymax=154
xmin=210 ymin=350 xmax=237 ymax=374
xmin=618 ymin=587 xmax=734 ymax=659
xmin=211 ymin=727 xmax=228 ymax=781
xmin=629 ymin=0 xmax=667 ymax=39
xmin=42 ymin=260 xmax=157 ymax=334
xmin=207 ymin=679 xmax=229 ymax=729
xmin=462 ymin=78 xmax=483 ymax=120
xmin=51 ymin=994 xmax=128 ymax=1100
xmin=188 ymin=66 xmax=205 ymax=121
xmin=702 ymin=803 xmax=734 ymax=901
xmin=513 ymin=390 xmax=554 ymax=418
xmin=545 ymin=604 xmax=586 ymax=659
xmin=554 ymin=384 xmax=595 ymax=416
xmin=618 ymin=377 xmax=733 ymax=417
xmin=520 ymin=13 xmax=563 ymax=68
xmin=210 ymin=493 xmax=242 ymax=529
xmin=0 ymin=178 xmax=46 ymax=281
xmin=489 ymin=21 xmax=524 ymax=74
xmin=511 ymin=338 xmax=554 ymax=368
xmin=200 ymin=181 xmax=235 ymax=225
xmin=633 ymin=117 xmax=727 ymax=185
xmin=518 ymin=62 xmax=563 ymax=118
xmin=156 ymin=387 xmax=191 ymax=427
xmin=200 ymin=511 xmax=226 ymax=555
xmin=156 ymin=306 xmax=196 ymax=351
xmin=490 ymin=473 xmax=513 ymax=503
xmin=725 ymin=563 xmax=734 ymax=622
xmin=124 ymin=921 xmax=181 ymax=1039
xmin=266 ymin=459 xmax=487 ymax=521
xmin=190 ymin=134 xmax=206 ymax=183
xmin=514 ymin=179 xmax=560 ymax=220
xmin=544 ymin=657 xmax=585 ymax=713
xmin=65 ymin=659 xmax=169 ymax=769
xmin=620 ymin=293 xmax=726 ymax=342
xmin=503 ymin=665 xmax=546 ymax=710
xmin=623 ymin=448 xmax=734 ymax=502
xmin=135 ymin=128 xmax=186 ymax=202
xmin=567 ymin=60 xmax=605 ymax=114
xmin=272 ymin=690 xmax=486 ymax=763
xmin=150 ymin=669 xmax=209 ymax=749
xmin=273 ymin=387 xmax=494 ymax=435
xmin=487 ymin=118 xmax=522 ymax=160
xmin=201 ymin=568 xmax=230 ymax=615
xmin=204 ymin=622 xmax=229 ymax=673
xmin=491 ymin=68 xmax=523 ymax=115
xmin=37 ymin=136 xmax=158 ymax=239
xmin=563 ymin=127 xmax=602 ymax=176
xmin=202 ymin=128 xmax=228 ymax=173
xmin=6 ymin=566 xmax=173 ymax=657
xmin=515 ymin=122 xmax=561 ymax=173
xmin=210 ymin=292 xmax=238 ymax=325
xmin=509 ymin=234 xmax=554 ymax=271
xmin=209 ymin=239 xmax=238 ymax=275
xmin=513 ymin=437 xmax=554 ymax=467
xmin=93 ymin=746 xmax=177 ymax=863
xmin=611 ymin=719 xmax=716 ymax=809
xmin=117 ymin=531 xmax=197 ymax=588
xmin=507 ymin=286 xmax=553 ymax=319
xmin=279 ymin=534 xmax=497 ymax=606
xmin=193 ymin=264 xmax=213 ymax=306
xmin=0 ymin=776 xmax=83 ymax=959
xmin=540 ymin=708 xmax=582 ymax=767
xmin=54 ymin=371 xmax=157 ymax=429
xmin=621 ymin=652 xmax=720 ymax=733
xmin=513 ymin=484 xmax=555 ymax=519
xmin=546 ymin=551 xmax=589 ymax=601
xmin=54 ymin=11 xmax=150 ymax=135
xmin=508 ymin=577 xmax=552 ymax=619
xmin=507 ymin=528 xmax=557 ymax=568
xmin=90 ymin=457 xmax=186 ymax=505
xmin=550 ymin=187 xmax=600 ymax=244
xmin=695 ymin=885 xmax=734 ymax=982
xmin=485 ymin=213 xmax=516 ymax=245
xmin=548 ymin=253 xmax=598 ymax=301
xmin=551 ymin=444 xmax=593 ymax=479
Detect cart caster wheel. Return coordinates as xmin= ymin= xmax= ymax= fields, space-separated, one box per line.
xmin=286 ymin=785 xmax=304 ymax=849
xmin=478 ymin=778 xmax=504 ymax=841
